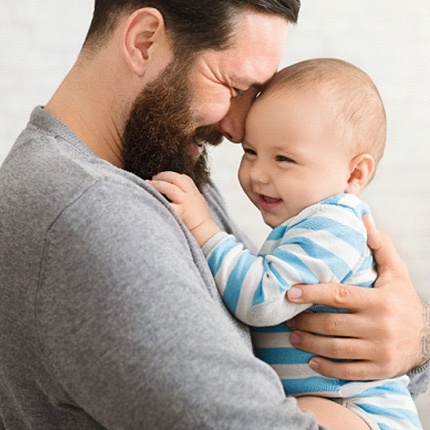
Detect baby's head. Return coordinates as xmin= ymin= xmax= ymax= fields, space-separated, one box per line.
xmin=239 ymin=58 xmax=387 ymax=228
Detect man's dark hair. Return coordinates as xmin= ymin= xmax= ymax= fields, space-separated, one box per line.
xmin=84 ymin=0 xmax=300 ymax=57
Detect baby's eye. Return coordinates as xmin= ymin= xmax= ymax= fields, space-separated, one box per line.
xmin=276 ymin=155 xmax=294 ymax=162
xmin=242 ymin=146 xmax=257 ymax=161
xmin=243 ymin=147 xmax=257 ymax=156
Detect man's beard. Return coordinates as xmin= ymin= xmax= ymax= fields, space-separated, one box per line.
xmin=122 ymin=58 xmax=224 ymax=191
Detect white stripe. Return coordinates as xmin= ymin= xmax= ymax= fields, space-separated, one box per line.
xmin=362 ymin=413 xmax=419 ymax=430
xmin=349 ymin=267 xmax=377 ymax=286
xmin=273 ymin=242 xmax=335 ymax=280
xmin=252 ymin=331 xmax=293 ymax=349
xmin=337 ymin=193 xmax=362 ymax=208
xmin=213 ymin=243 xmax=243 ymax=295
xmin=284 ymin=227 xmax=363 ymax=270
xmin=272 ymin=363 xmax=321 ymax=380
xmin=340 ymin=376 xmax=409 ymax=398
xmin=352 ymin=392 xmax=416 ymax=411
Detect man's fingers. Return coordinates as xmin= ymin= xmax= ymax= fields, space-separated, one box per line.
xmin=287 ymin=282 xmax=377 ymax=313
xmin=363 ymin=214 xmax=381 ymax=251
xmin=289 ymin=330 xmax=370 ymax=360
xmin=288 ymin=311 xmax=366 ymax=338
xmin=288 ymin=330 xmax=394 ymax=380
xmin=307 ymin=357 xmax=383 ymax=381
xmin=371 ymin=230 xmax=406 ymax=274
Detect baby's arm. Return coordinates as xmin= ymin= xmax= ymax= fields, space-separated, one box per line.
xmin=149 ymin=171 xmax=221 ymax=247
xmin=149 ymin=172 xmax=310 ymax=325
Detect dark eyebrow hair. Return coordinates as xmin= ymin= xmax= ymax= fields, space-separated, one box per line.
xmin=253 ymin=72 xmax=278 ymax=93
xmin=232 ymin=76 xmax=272 ymax=92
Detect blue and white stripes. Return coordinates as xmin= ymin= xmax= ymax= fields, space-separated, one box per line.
xmin=202 ymin=193 xmax=422 ymax=429
xmin=203 ymin=193 xmax=376 ymax=327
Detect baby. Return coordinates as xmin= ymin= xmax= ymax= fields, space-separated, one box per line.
xmin=149 ymin=58 xmax=422 ymax=430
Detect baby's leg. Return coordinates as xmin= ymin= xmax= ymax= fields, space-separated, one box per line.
xmin=297 ymin=396 xmax=371 ymax=430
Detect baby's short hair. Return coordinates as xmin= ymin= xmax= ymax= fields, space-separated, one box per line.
xmin=263 ymin=58 xmax=387 ymax=165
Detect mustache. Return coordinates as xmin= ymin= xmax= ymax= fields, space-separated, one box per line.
xmin=194 ymin=126 xmax=224 ymax=147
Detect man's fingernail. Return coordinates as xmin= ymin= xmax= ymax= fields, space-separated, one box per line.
xmin=286 ymin=318 xmax=295 ymax=329
xmin=290 ymin=333 xmax=301 ymax=345
xmin=288 ymin=287 xmax=302 ymax=299
xmin=309 ymin=359 xmax=321 ymax=370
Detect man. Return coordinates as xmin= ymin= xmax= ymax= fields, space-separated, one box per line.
xmin=0 ymin=1 xmax=428 ymax=428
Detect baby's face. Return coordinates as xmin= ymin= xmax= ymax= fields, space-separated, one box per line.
xmin=238 ymin=88 xmax=352 ymax=228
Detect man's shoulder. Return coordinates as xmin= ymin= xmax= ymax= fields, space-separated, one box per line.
xmin=0 ymin=115 xmax=179 ymax=251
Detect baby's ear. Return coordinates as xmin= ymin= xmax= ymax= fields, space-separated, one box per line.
xmin=345 ymin=153 xmax=375 ymax=195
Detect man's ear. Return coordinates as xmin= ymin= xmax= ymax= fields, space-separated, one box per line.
xmin=345 ymin=153 xmax=376 ymax=195
xmin=122 ymin=8 xmax=170 ymax=77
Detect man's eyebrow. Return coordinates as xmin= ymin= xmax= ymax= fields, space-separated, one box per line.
xmin=234 ymin=71 xmax=278 ymax=92
xmin=250 ymin=81 xmax=266 ymax=90
xmin=232 ymin=78 xmax=266 ymax=91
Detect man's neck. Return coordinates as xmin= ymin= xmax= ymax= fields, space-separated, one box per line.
xmin=44 ymin=57 xmax=126 ymax=168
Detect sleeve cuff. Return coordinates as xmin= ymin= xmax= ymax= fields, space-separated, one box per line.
xmin=407 ymin=358 xmax=430 ymax=398
xmin=201 ymin=231 xmax=230 ymax=258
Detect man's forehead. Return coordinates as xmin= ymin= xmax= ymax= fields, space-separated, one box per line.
xmin=227 ymin=12 xmax=288 ymax=78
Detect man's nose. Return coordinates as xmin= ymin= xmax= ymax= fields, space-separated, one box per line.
xmin=218 ymin=90 xmax=256 ymax=143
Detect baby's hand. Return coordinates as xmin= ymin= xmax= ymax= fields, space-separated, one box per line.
xmin=149 ymin=172 xmax=220 ymax=246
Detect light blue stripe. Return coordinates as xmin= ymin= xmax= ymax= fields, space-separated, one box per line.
xmin=354 ymin=281 xmax=374 ymax=288
xmin=207 ymin=236 xmax=238 ymax=277
xmin=222 ymin=251 xmax=256 ymax=314
xmin=271 ymin=248 xmax=319 ymax=284
xmin=268 ymin=262 xmax=292 ymax=291
xmin=283 ymin=236 xmax=353 ymax=281
xmin=358 ymin=254 xmax=374 ymax=272
xmin=251 ymin=261 xmax=291 ymax=307
xmin=355 ymin=380 xmax=410 ymax=398
xmin=310 ymin=304 xmax=347 ymax=313
xmin=289 ymin=212 xmax=366 ymax=256
xmin=322 ymin=194 xmax=370 ymax=218
xmin=281 ymin=376 xmax=343 ymax=396
xmin=287 ymin=215 xmax=366 ymax=255
xmin=357 ymin=403 xmax=422 ymax=428
xmin=250 ymin=278 xmax=265 ymax=308
xmin=254 ymin=347 xmax=315 ymax=365
xmin=266 ymin=225 xmax=287 ymax=241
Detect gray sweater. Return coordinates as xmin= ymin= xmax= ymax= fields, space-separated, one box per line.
xmin=0 ymin=107 xmax=427 ymax=429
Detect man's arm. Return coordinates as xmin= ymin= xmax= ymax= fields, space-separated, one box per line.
xmin=38 ymin=181 xmax=322 ymax=429
xmin=286 ymin=228 xmax=430 ymax=382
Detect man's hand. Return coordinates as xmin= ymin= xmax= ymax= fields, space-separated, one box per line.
xmin=286 ymin=221 xmax=429 ymax=380
xmin=149 ymin=172 xmax=221 ymax=247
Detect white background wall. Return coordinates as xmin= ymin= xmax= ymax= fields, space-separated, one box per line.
xmin=1 ymin=1 xmax=429 ymax=427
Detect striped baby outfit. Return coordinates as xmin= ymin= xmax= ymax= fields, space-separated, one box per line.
xmin=202 ymin=193 xmax=422 ymax=430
